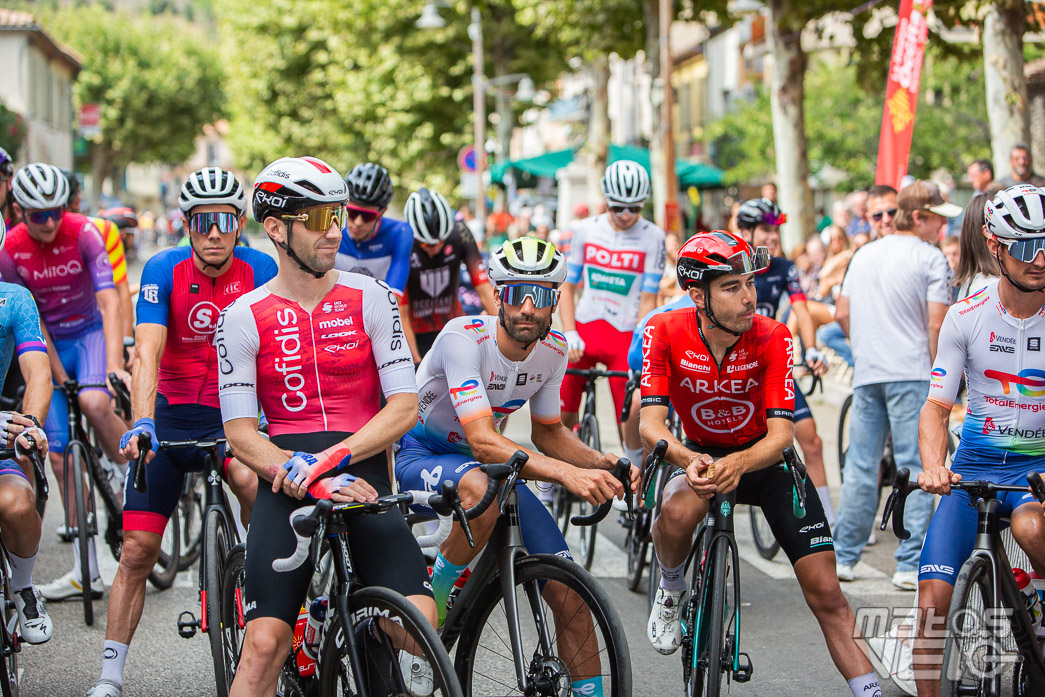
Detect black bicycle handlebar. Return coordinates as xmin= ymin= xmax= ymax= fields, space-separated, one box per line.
xmin=0 ymin=433 xmax=48 ymax=503
xmin=569 ymin=458 xmax=633 ymax=526
xmin=640 ymin=439 xmax=669 ymax=505
xmin=782 ymin=446 xmax=808 ymax=518
xmin=133 ymin=432 xmax=151 ymax=494
xmin=467 ymin=450 xmax=529 ymax=520
xmin=564 ymin=368 xmax=630 ymax=380
xmin=108 ymin=372 xmax=132 ymax=421
xmin=620 ymin=374 xmax=639 ymax=422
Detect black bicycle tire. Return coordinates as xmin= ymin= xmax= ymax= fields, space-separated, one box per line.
xmin=554 ymin=484 xmax=571 ymax=536
xmin=147 ymin=505 xmax=181 ymax=590
xmin=69 ymin=444 xmax=94 ymax=626
xmin=453 ymin=553 xmax=631 ymax=697
xmin=576 ymin=414 xmax=601 ymax=571
xmin=1 ymin=566 xmax=18 ymax=697
xmin=837 ymin=393 xmax=852 ymax=476
xmin=687 ymin=537 xmax=730 ymax=697
xmin=204 ymin=509 xmax=232 ymax=697
xmin=625 ymin=510 xmax=649 ymax=592
xmin=748 ymin=506 xmax=780 ymax=561
xmin=941 ymin=556 xmax=1001 ymax=697
xmin=318 ymin=585 xmax=462 ymax=697
xmin=177 ymin=474 xmax=205 ymax=571
xmin=219 ymin=544 xmax=247 ymax=691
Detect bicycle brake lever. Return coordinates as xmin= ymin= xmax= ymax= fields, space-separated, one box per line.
xmin=133 ymin=433 xmax=151 ymax=493
xmin=882 ymin=467 xmax=913 ymax=540
xmin=1028 ymin=470 xmax=1045 ymax=504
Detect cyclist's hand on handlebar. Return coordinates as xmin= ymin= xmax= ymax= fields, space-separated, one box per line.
xmin=120 ymin=418 xmax=157 ymax=462
xmin=598 ymin=452 xmax=640 ymax=499
xmin=917 ymin=467 xmax=961 ymax=496
xmin=565 ymin=330 xmax=585 ymax=363
xmin=306 ymin=472 xmax=377 ymax=503
xmin=804 ymin=347 xmax=828 ymax=377
xmin=685 ymin=452 xmax=717 ymax=499
xmin=563 ymin=467 xmax=623 ymax=506
xmin=109 ymin=367 xmax=132 ymax=392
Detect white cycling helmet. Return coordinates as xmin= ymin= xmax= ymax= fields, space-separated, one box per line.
xmin=601 ymin=160 xmax=650 ymax=205
xmin=252 ymin=156 xmax=347 ymax=224
xmin=405 ymin=187 xmax=454 ymax=244
xmin=179 ymin=167 xmax=247 ymax=215
xmin=985 ymin=184 xmax=1045 ymax=239
xmin=12 ymin=163 xmax=69 ymax=210
xmin=488 ymin=237 xmax=567 ymax=287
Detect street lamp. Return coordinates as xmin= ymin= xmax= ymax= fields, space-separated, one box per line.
xmin=416 ymin=1 xmax=446 ymax=29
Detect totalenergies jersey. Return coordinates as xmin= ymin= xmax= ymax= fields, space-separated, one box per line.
xmin=641 ymin=309 xmax=795 ymax=448
xmin=136 ymin=246 xmax=278 ymax=408
xmin=0 ymin=212 xmax=115 ymax=340
xmin=335 ymin=217 xmax=413 ymax=296
xmin=0 ymin=282 xmax=47 ymax=388
xmin=216 ymin=271 xmax=415 ymax=438
xmin=407 ymin=315 xmax=567 ymax=455
xmin=928 ymin=279 xmax=1045 ymax=459
xmin=564 ymin=214 xmax=666 ymax=332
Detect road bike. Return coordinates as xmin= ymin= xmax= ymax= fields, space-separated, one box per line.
xmin=551 ymin=367 xmax=629 ymax=570
xmin=222 ymin=485 xmax=466 ymax=697
xmin=0 ymin=436 xmax=47 ymax=697
xmin=880 ymin=467 xmax=1045 ymax=696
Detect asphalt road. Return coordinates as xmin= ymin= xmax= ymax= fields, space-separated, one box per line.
xmin=16 ymin=241 xmax=935 ymax=696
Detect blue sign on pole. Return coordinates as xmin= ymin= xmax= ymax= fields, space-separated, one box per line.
xmin=458 ymin=145 xmax=477 ymax=173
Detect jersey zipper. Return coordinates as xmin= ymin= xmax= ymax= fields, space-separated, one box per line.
xmin=199 ymin=273 xmax=217 ymax=405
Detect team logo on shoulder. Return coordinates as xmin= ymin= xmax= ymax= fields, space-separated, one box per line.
xmin=449 ymin=379 xmax=480 ymax=399
xmin=547 ymin=329 xmax=567 ymax=347
xmin=464 ymin=319 xmax=485 ymax=335
xmin=141 ymin=284 xmax=159 ymax=304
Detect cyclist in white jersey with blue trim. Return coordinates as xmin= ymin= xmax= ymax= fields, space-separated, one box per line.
xmin=913 ymin=184 xmax=1045 ymax=697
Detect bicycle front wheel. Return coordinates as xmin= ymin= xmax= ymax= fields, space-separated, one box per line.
xmin=941 ymin=556 xmax=1003 ymax=697
xmin=575 ymin=415 xmax=602 ymax=571
xmin=319 ymin=586 xmax=461 ymax=697
xmin=204 ymin=509 xmax=233 ymax=697
xmin=685 ymin=536 xmax=735 ymax=697
xmin=67 ymin=443 xmax=94 ymax=626
xmin=1 ymin=566 xmax=18 ymax=697
xmin=454 ymin=553 xmax=631 ymax=697
xmin=748 ymin=506 xmax=779 ymax=561
xmin=219 ymin=544 xmax=246 ymax=690
xmin=625 ymin=510 xmax=649 ymax=592
xmin=177 ymin=473 xmax=205 ymax=571
xmin=837 ymin=393 xmax=852 ymax=475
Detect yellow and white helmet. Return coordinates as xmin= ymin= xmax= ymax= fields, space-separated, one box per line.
xmin=488 ymin=237 xmax=567 ymax=287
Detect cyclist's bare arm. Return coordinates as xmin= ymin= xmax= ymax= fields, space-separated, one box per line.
xmin=399 ymin=295 xmax=421 ymax=364
xmin=531 ymin=418 xmax=640 ymax=492
xmin=116 ymin=279 xmax=134 ymax=344
xmin=121 ymin=323 xmax=165 ymax=461
xmin=224 ymin=416 xmax=296 ymax=484
xmin=927 ymin=301 xmax=947 ymax=363
xmin=701 ymin=418 xmax=794 ymax=495
xmin=12 ymin=349 xmax=52 ymax=462
xmin=558 ymin=281 xmax=579 ymax=333
xmin=640 ymin=403 xmax=701 ymax=469
xmin=97 ymin=286 xmax=127 ymax=380
xmin=834 ymin=295 xmax=850 ymax=337
xmin=917 ymin=399 xmax=960 ymax=494
xmin=637 ymin=291 xmax=657 ymax=325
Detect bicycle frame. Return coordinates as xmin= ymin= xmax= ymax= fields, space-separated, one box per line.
xmin=190 ymin=442 xmax=237 ymax=633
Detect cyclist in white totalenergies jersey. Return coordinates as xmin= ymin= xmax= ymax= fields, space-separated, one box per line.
xmin=558 ymin=160 xmax=666 ymax=466
xmin=913 ymin=184 xmax=1045 ymax=697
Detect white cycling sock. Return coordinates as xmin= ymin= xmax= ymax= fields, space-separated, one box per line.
xmin=100 ymin=639 xmax=128 ymax=687
xmin=847 ymin=672 xmax=881 ymax=697
xmin=817 ymin=485 xmax=835 ymax=526
xmin=658 ymin=560 xmax=687 ymax=591
xmin=8 ymin=551 xmax=36 ymax=591
xmin=72 ymin=538 xmax=101 ymax=580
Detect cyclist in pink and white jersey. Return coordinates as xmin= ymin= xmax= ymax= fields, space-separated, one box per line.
xmin=214 ymin=157 xmax=427 ymax=697
xmin=0 ymin=162 xmax=129 ymax=601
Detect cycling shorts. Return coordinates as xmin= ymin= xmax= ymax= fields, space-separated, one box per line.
xmin=243 ymin=431 xmax=432 ymax=627
xmin=0 ymin=459 xmax=29 ymax=483
xmin=43 ymin=328 xmax=108 ymax=451
xmin=559 ymin=320 xmax=630 ymax=418
xmin=794 ymin=389 xmax=811 ymax=423
xmin=670 ymin=440 xmax=833 ymax=565
xmin=918 ymin=446 xmax=1044 ymax=586
xmin=123 ymin=394 xmax=226 ymax=535
xmin=395 ymin=434 xmax=572 ymax=561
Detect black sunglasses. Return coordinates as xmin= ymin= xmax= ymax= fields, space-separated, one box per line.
xmin=871 ymin=208 xmax=898 ymax=222
xmin=609 ymin=205 xmax=642 ymax=215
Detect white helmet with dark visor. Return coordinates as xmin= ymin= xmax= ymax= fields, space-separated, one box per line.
xmin=985 ymin=184 xmax=1045 ymax=263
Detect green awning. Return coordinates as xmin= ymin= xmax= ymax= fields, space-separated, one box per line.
xmin=490 ymin=144 xmax=723 ymax=189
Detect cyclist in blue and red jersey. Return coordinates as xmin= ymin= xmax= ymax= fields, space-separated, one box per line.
xmin=0 ymin=162 xmax=129 ymax=602
xmin=84 ymin=168 xmax=277 ymax=697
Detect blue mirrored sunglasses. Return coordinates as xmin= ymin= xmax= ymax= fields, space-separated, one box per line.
xmin=499 ymin=283 xmax=559 ymax=308
xmin=189 ymin=212 xmax=240 ymax=235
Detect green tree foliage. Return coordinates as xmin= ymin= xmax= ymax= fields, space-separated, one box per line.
xmin=0 ymin=102 xmax=27 ymax=159
xmin=707 ymin=49 xmax=989 ymax=190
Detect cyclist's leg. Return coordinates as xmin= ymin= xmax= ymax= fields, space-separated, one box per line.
xmin=1010 ymin=493 xmax=1045 ymax=575
xmin=74 ymin=328 xmax=126 ymax=464
xmin=559 ymin=321 xmax=599 ymax=430
xmin=651 ymin=470 xmax=709 ymax=583
xmin=794 ymin=390 xmax=833 ymax=525
xmin=224 ymin=455 xmax=257 ymax=526
xmin=0 ymin=465 xmax=52 ymax=643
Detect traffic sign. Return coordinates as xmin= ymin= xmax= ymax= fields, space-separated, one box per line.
xmin=458 ymin=145 xmax=477 ymax=173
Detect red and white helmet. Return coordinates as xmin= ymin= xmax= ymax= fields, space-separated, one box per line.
xmin=985 ymin=184 xmax=1045 ymax=240
xmin=252 ymin=157 xmax=347 ymax=224
xmin=676 ymin=230 xmax=769 ymax=290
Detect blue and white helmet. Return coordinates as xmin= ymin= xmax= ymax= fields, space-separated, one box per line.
xmin=601 ymin=160 xmax=650 ymax=205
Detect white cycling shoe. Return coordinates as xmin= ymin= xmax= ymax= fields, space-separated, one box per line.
xmin=40 ymin=570 xmax=105 ymax=601
xmin=14 ymin=586 xmax=53 ymax=644
xmin=85 ymin=679 xmax=122 ymax=697
xmin=648 ymin=587 xmax=685 ymax=655
xmin=399 ymin=651 xmax=434 ymax=696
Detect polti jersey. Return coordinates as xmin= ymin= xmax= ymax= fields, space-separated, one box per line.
xmin=136 ymin=246 xmax=278 ymax=408
xmin=408 ymin=315 xmax=568 ymax=455
xmin=335 ymin=217 xmax=413 ymax=296
xmin=928 ymin=279 xmax=1045 ymax=459
xmin=0 ymin=213 xmax=115 ymax=340
xmin=754 ymin=256 xmax=805 ymax=319
xmin=90 ymin=217 xmax=128 ymax=286
xmin=641 ymin=309 xmax=795 ymax=448
xmin=0 ymin=282 xmax=47 ymax=388
xmin=403 ymin=224 xmax=489 ymax=334
xmin=215 ymin=271 xmax=415 ymax=438
xmin=564 ymin=214 xmax=666 ymax=332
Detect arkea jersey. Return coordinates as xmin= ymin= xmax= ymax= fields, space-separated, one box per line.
xmin=627 ymin=294 xmax=696 ymax=373
xmin=335 ymin=217 xmax=413 ymax=296
xmin=928 ymin=279 xmax=1045 ymax=459
xmin=216 ymin=271 xmax=416 ymax=438
xmin=136 ymin=246 xmax=278 ymax=408
xmin=409 ymin=315 xmax=568 ymax=455
xmin=89 ymin=217 xmax=128 ymax=286
xmin=754 ymin=256 xmax=806 ymax=319
xmin=0 ymin=282 xmax=47 ymax=390
xmin=403 ymin=224 xmax=489 ymax=334
xmin=564 ymin=214 xmax=666 ymax=332
xmin=0 ymin=213 xmax=115 ymax=340
xmin=641 ymin=309 xmax=795 ymax=448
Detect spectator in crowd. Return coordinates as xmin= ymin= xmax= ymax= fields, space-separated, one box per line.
xmin=866 ymin=184 xmax=899 ymax=239
xmin=459 ymin=203 xmax=484 ymax=246
xmin=1000 ymin=143 xmax=1045 ymax=187
xmin=552 ymin=202 xmax=589 ymax=255
xmin=967 ymin=158 xmax=995 ymax=194
xmin=845 ymin=190 xmax=871 ymax=237
xmin=826 ymin=225 xmax=850 ymax=257
xmin=831 ymin=199 xmax=851 ymax=235
xmin=802 ymin=235 xmax=827 ymax=294
xmin=816 ymin=206 xmax=832 ymax=232
xmin=953 ymin=192 xmax=1000 ymax=300
xmin=531 ymin=214 xmax=552 ymax=241
xmin=761 ymin=181 xmax=777 ymax=202
xmin=487 ymin=201 xmax=513 ymax=236
xmin=833 ymin=180 xmax=957 ymax=591
xmin=726 ymin=200 xmax=741 ymax=234
xmin=941 ymin=236 xmax=961 ymax=303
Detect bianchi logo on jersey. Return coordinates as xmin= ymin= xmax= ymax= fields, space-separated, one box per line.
xmin=419 ymin=267 xmax=451 ymax=297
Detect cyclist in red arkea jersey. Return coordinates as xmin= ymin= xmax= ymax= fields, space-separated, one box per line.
xmin=640 ymin=231 xmax=881 ymax=697
xmin=215 ymin=157 xmax=427 ymax=697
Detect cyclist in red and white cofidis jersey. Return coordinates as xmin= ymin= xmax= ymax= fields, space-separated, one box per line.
xmin=559 ymin=160 xmax=666 ymax=466
xmin=640 ymin=230 xmax=880 ymax=697
xmin=214 ymin=157 xmax=428 ymax=697
xmin=0 ymin=162 xmax=130 ymax=603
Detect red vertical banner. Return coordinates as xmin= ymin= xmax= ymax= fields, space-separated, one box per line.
xmin=874 ymin=0 xmax=933 ymax=189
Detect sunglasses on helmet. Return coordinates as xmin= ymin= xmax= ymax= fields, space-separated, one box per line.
xmin=498 ymin=283 xmax=559 ymax=308
xmin=282 ymin=204 xmax=346 ymax=232
xmin=189 ymin=212 xmax=240 ymax=235
xmin=998 ymin=236 xmax=1045 ymax=263
xmin=27 ymin=208 xmax=62 ymax=225
xmin=345 ymin=203 xmax=382 ymax=224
